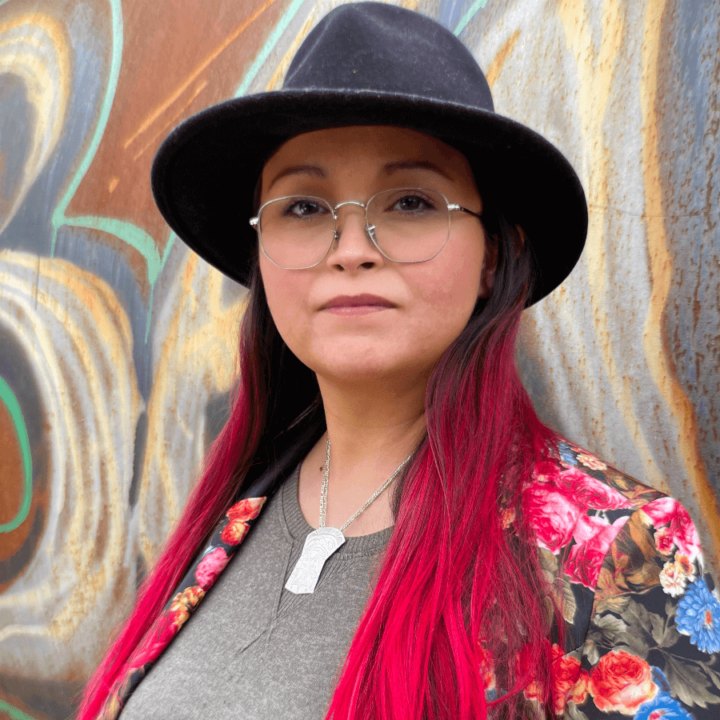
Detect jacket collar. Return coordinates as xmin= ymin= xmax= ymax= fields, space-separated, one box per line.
xmin=97 ymin=495 xmax=267 ymax=720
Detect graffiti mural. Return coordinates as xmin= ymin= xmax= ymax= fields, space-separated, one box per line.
xmin=0 ymin=0 xmax=717 ymax=717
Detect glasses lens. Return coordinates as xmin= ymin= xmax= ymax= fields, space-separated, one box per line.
xmin=258 ymin=196 xmax=334 ymax=268
xmin=367 ymin=188 xmax=450 ymax=262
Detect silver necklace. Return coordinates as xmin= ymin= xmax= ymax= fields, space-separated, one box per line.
xmin=285 ymin=436 xmax=412 ymax=594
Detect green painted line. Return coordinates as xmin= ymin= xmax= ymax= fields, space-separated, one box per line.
xmin=0 ymin=377 xmax=32 ymax=534
xmin=63 ymin=216 xmax=162 ymax=284
xmin=51 ymin=0 xmax=124 ymax=256
xmin=234 ymin=0 xmax=306 ymax=97
xmin=47 ymin=4 xmax=176 ymax=342
xmin=454 ymin=0 xmax=488 ymax=36
xmin=159 ymin=231 xmax=176 ymax=274
xmin=0 ymin=700 xmax=39 ymax=720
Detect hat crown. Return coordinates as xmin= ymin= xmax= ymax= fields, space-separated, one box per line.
xmin=284 ymin=2 xmax=494 ymax=111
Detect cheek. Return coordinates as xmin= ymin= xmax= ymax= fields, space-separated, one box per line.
xmin=259 ymin=258 xmax=311 ymax=350
xmin=415 ymin=231 xmax=485 ymax=335
xmin=415 ymin=266 xmax=479 ymax=349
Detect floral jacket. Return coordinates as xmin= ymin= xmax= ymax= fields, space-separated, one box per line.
xmin=98 ymin=441 xmax=720 ymax=719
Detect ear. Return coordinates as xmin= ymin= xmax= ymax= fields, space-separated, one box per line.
xmin=478 ymin=235 xmax=498 ymax=298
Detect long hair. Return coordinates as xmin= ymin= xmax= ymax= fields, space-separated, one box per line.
xmin=78 ymin=197 xmax=558 ymax=720
xmin=326 ymin=204 xmax=559 ymax=720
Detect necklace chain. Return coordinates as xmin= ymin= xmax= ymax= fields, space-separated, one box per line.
xmin=319 ymin=435 xmax=412 ymax=532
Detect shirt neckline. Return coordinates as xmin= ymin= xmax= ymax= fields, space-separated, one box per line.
xmin=280 ymin=464 xmax=394 ymax=556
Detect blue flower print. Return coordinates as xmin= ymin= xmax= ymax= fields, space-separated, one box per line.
xmin=676 ymin=578 xmax=720 ymax=653
xmin=558 ymin=442 xmax=576 ymax=467
xmin=651 ymin=666 xmax=671 ymax=693
xmin=633 ymin=693 xmax=693 ymax=719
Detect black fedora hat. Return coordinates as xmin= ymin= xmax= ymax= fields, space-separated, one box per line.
xmin=151 ymin=1 xmax=587 ymax=305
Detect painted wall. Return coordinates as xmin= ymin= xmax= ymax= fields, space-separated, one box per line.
xmin=0 ymin=0 xmax=717 ymax=717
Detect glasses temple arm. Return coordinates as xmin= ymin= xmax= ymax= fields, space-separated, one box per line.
xmin=448 ymin=203 xmax=482 ymax=220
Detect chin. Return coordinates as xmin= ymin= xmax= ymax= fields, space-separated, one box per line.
xmin=314 ymin=359 xmax=399 ymax=383
xmin=308 ymin=346 xmax=435 ymax=387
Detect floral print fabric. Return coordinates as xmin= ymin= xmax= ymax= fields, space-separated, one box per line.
xmin=98 ymin=441 xmax=720 ymax=719
xmin=525 ymin=442 xmax=720 ymax=719
xmin=97 ymin=497 xmax=266 ymax=720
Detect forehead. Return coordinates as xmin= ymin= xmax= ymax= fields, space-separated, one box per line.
xmin=260 ymin=125 xmax=476 ymax=195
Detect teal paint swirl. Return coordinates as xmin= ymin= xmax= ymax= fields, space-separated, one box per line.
xmin=0 ymin=377 xmax=32 ymax=534
xmin=0 ymin=700 xmax=39 ymax=720
xmin=49 ymin=1 xmax=167 ymax=340
xmin=46 ymin=0 xmax=303 ymax=341
xmin=454 ymin=0 xmax=488 ymax=36
xmin=234 ymin=0 xmax=306 ymax=98
xmin=51 ymin=0 xmax=125 ymax=257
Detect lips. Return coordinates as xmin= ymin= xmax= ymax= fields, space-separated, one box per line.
xmin=321 ymin=294 xmax=396 ymax=310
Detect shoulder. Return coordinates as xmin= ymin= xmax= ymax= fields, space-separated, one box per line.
xmin=524 ymin=439 xmax=668 ymax=591
xmin=525 ymin=440 xmax=720 ymax=718
xmin=524 ymin=438 xmax=705 ymax=595
xmin=529 ymin=438 xmax=666 ymax=517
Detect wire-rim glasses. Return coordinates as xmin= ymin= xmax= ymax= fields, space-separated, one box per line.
xmin=248 ymin=187 xmax=482 ymax=270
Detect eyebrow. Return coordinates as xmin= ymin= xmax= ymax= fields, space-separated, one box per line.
xmin=267 ymin=165 xmax=327 ymax=192
xmin=380 ymin=160 xmax=453 ymax=180
xmin=266 ymin=159 xmax=453 ymax=193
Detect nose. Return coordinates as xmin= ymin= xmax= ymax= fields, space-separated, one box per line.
xmin=326 ymin=204 xmax=384 ymax=272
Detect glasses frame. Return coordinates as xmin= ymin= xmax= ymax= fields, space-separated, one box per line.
xmin=248 ymin=187 xmax=482 ymax=270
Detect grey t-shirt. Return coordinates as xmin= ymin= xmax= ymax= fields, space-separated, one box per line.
xmin=121 ymin=466 xmax=392 ymax=719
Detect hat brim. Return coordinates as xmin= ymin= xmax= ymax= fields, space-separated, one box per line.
xmin=151 ymin=89 xmax=587 ymax=305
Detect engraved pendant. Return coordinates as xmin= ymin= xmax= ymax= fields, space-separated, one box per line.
xmin=285 ymin=526 xmax=346 ymax=594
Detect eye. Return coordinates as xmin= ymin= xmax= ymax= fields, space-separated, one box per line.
xmin=389 ymin=193 xmax=438 ymax=213
xmin=282 ymin=198 xmax=329 ymax=218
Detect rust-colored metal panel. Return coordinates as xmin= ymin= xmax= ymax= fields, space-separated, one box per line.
xmin=0 ymin=1 xmax=718 ymax=717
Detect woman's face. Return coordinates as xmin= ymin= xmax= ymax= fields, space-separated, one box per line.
xmin=258 ymin=126 xmax=495 ymax=387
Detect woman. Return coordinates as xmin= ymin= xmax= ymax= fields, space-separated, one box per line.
xmin=79 ymin=4 xmax=720 ymax=719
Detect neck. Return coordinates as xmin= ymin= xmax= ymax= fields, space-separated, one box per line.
xmin=298 ymin=373 xmax=427 ymax=535
xmin=320 ymin=373 xmax=426 ymax=471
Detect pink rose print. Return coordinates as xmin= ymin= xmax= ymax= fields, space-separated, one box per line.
xmin=195 ymin=547 xmax=231 ymax=590
xmin=565 ymin=515 xmax=629 ymax=588
xmin=523 ymin=643 xmax=590 ymax=715
xmin=589 ymin=651 xmax=658 ymax=715
xmin=220 ymin=497 xmax=266 ymax=546
xmin=524 ymin=484 xmax=583 ymax=554
xmin=226 ymin=497 xmax=264 ymax=523
xmin=533 ymin=459 xmax=564 ymax=483
xmin=640 ymin=497 xmax=676 ymax=525
xmin=654 ymin=526 xmax=675 ymax=555
xmin=221 ymin=519 xmax=250 ymax=545
xmin=642 ymin=498 xmax=701 ymax=561
xmin=554 ymin=468 xmax=635 ymax=512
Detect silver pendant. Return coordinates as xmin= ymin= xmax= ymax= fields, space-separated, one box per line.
xmin=285 ymin=526 xmax=346 ymax=594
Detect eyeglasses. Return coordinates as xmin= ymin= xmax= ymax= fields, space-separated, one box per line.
xmin=248 ymin=187 xmax=482 ymax=270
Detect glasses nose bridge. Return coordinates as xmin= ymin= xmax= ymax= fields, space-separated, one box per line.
xmin=331 ymin=199 xmax=374 ymax=243
xmin=332 ymin=199 xmax=368 ymax=222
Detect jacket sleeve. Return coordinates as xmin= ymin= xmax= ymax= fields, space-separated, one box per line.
xmin=564 ymin=498 xmax=720 ymax=719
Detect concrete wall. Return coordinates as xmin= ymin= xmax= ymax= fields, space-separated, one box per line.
xmin=0 ymin=0 xmax=717 ymax=717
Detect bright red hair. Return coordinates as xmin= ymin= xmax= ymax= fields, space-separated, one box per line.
xmin=78 ymin=202 xmax=559 ymax=720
